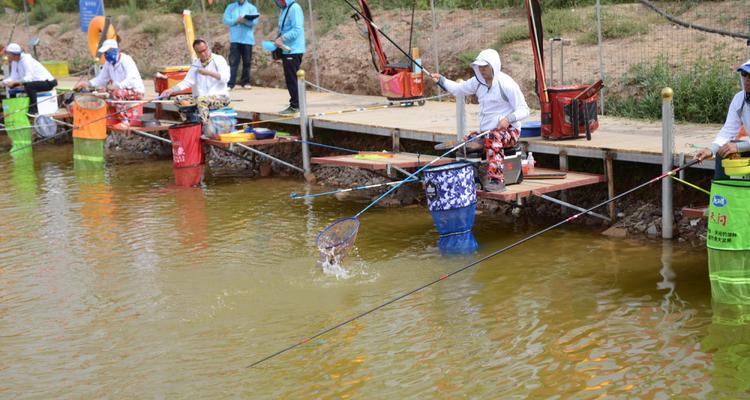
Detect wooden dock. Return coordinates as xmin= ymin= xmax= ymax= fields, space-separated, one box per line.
xmin=58 ymin=78 xmax=718 ymax=171
xmin=477 ymin=168 xmax=606 ymax=203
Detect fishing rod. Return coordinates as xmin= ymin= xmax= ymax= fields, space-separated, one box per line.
xmin=247 ymin=158 xmax=701 ymax=368
xmin=290 ymin=177 xmax=419 ymax=200
xmin=7 ymin=97 xmax=162 ymax=154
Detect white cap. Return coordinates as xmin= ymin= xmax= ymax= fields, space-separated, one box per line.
xmin=471 ymin=59 xmax=489 ymax=67
xmin=97 ymin=39 xmax=118 ymax=54
xmin=5 ymin=43 xmax=21 ymax=54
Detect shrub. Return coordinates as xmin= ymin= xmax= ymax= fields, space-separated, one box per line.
xmin=607 ymin=57 xmax=739 ymax=123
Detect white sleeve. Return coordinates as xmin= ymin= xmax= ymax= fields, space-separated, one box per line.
xmin=89 ymin=64 xmax=111 ymax=88
xmin=501 ymin=78 xmax=530 ymax=123
xmin=712 ymin=92 xmax=745 ymax=152
xmin=440 ymin=76 xmax=480 ymax=98
xmin=216 ymin=56 xmax=230 ymax=84
xmin=6 ymin=61 xmax=21 ymax=82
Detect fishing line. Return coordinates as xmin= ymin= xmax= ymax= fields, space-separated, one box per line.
xmin=7 ymin=96 xmax=162 ymax=154
xmin=247 ymin=158 xmax=700 ymax=368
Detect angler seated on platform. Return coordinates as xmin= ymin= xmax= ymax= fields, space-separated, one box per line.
xmin=74 ymin=39 xmax=145 ymax=131
xmin=695 ymin=58 xmax=750 ymax=178
xmin=430 ymin=49 xmax=529 ymax=193
xmin=1 ymin=43 xmax=57 ymax=115
xmin=159 ymin=39 xmax=231 ymax=124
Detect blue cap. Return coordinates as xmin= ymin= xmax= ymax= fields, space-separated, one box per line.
xmin=737 ymin=59 xmax=750 ymax=74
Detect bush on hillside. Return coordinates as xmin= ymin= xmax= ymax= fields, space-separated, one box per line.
xmin=607 ymin=57 xmax=739 ymax=123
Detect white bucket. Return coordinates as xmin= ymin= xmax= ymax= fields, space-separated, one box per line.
xmin=37 ymin=88 xmax=59 ymax=115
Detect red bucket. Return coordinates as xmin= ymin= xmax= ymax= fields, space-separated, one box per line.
xmin=168 ymin=122 xmax=204 ymax=168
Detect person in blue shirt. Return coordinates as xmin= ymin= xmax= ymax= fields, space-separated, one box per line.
xmin=223 ymin=0 xmax=259 ymax=90
xmin=268 ymin=0 xmax=305 ymax=114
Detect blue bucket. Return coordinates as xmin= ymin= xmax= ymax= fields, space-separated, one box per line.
xmin=520 ymin=121 xmax=542 ymax=137
xmin=423 ymin=161 xmax=477 ymax=254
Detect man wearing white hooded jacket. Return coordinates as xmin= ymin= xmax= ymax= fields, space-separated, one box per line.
xmin=696 ymin=58 xmax=750 ymax=179
xmin=431 ymin=49 xmax=530 ymax=192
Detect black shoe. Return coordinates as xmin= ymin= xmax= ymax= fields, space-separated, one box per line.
xmin=279 ymin=106 xmax=299 ymax=115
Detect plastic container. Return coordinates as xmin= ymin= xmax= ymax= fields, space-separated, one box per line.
xmin=520 ymin=121 xmax=542 ymax=137
xmin=219 ymin=132 xmax=254 ymax=142
xmin=41 ymin=61 xmax=69 ymax=78
xmin=36 ymin=89 xmax=59 ymax=115
xmin=204 ymin=107 xmax=237 ymax=139
xmin=253 ymin=127 xmax=276 ymax=140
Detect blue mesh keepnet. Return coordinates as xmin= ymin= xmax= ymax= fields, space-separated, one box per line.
xmin=438 ymin=231 xmax=479 ymax=255
xmin=431 ymin=203 xmax=476 ymax=235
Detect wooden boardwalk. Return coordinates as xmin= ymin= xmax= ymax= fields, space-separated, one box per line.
xmin=59 ymin=78 xmax=719 ymax=170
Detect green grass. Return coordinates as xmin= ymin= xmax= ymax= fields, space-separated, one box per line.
xmin=607 ymin=57 xmax=739 ymax=123
xmin=542 ymin=8 xmax=586 ymax=37
xmin=578 ymin=10 xmax=651 ymax=45
xmin=493 ymin=24 xmax=529 ymax=47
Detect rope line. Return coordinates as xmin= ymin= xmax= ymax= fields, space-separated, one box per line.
xmin=668 ymin=173 xmax=711 ymax=195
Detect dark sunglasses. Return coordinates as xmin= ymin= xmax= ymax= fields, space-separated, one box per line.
xmin=741 ymin=71 xmax=750 ymax=78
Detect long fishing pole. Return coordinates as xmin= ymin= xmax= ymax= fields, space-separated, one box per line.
xmin=248 ymin=158 xmax=700 ymax=368
xmin=7 ymin=97 xmax=161 ymax=154
xmin=290 ymin=177 xmax=419 ymax=200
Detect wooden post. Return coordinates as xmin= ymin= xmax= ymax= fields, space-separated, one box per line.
xmin=559 ymin=150 xmax=568 ymax=215
xmin=606 ymin=152 xmax=616 ymax=224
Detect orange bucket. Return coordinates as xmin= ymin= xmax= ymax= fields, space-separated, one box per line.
xmin=73 ymin=95 xmax=107 ymax=140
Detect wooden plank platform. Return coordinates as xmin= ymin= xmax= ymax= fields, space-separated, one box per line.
xmin=203 ymin=135 xmax=300 ymax=148
xmin=478 ymin=168 xmax=606 ymax=202
xmin=312 ymin=152 xmax=454 ymax=170
xmin=56 ymin=78 xmax=717 ymax=169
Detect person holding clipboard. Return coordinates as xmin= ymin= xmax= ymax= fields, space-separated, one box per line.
xmin=223 ymin=0 xmax=260 ymax=90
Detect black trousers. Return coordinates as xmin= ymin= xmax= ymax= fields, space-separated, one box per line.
xmin=228 ymin=43 xmax=253 ymax=88
xmin=18 ymin=79 xmax=57 ymax=114
xmin=282 ymin=54 xmax=303 ymax=108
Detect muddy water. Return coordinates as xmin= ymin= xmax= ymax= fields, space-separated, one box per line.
xmin=1 ymin=145 xmax=746 ymax=398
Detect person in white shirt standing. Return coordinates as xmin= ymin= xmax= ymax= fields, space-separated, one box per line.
xmin=431 ymin=49 xmax=530 ymax=192
xmin=75 ymin=39 xmax=145 ymax=130
xmin=696 ymin=59 xmax=750 ymax=179
xmin=1 ymin=43 xmax=57 ymax=115
xmin=160 ymin=39 xmax=231 ymax=123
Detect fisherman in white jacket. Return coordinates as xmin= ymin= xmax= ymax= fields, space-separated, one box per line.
xmin=75 ymin=39 xmax=145 ymax=130
xmin=696 ymin=58 xmax=750 ymax=179
xmin=161 ymin=39 xmax=231 ymax=123
xmin=431 ymin=49 xmax=530 ymax=192
xmin=1 ymin=43 xmax=57 ymax=115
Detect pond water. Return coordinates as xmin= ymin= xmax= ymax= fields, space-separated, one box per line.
xmin=1 ymin=145 xmax=746 ymax=398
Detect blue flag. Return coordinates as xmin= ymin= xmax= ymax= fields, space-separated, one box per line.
xmin=79 ymin=0 xmax=104 ymax=33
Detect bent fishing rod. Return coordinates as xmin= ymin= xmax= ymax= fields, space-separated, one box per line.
xmin=247 ymin=158 xmax=701 ymax=368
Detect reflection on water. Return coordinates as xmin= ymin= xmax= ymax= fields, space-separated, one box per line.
xmin=0 ymin=144 xmax=733 ymax=397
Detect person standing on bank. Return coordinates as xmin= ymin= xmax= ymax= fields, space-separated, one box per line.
xmin=695 ymin=59 xmax=750 ymax=178
xmin=430 ymin=49 xmax=530 ymax=192
xmin=268 ymin=0 xmax=305 ymax=115
xmin=1 ymin=43 xmax=57 ymax=115
xmin=223 ymin=0 xmax=259 ymax=90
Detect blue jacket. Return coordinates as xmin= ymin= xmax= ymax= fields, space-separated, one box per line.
xmin=223 ymin=1 xmax=259 ymax=45
xmin=276 ymin=0 xmax=305 ymax=55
